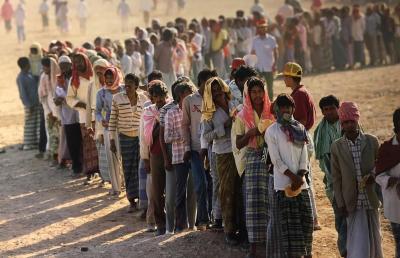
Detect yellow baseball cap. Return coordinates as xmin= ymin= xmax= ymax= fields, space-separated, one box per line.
xmin=278 ymin=62 xmax=303 ymax=78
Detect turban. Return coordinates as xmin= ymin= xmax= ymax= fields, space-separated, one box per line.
xmin=58 ymin=55 xmax=72 ymax=64
xmin=338 ymin=101 xmax=360 ymax=123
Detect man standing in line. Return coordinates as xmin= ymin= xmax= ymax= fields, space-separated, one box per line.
xmin=331 ymin=102 xmax=383 ymax=258
xmin=314 ymin=95 xmax=346 ymax=257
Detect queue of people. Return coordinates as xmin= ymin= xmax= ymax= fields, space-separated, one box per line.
xmin=13 ymin=1 xmax=400 ymax=258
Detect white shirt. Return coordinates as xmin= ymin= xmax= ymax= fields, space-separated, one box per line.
xmin=277 ymin=4 xmax=294 ymax=20
xmin=131 ymin=51 xmax=143 ymax=76
xmin=265 ymin=122 xmax=309 ymax=191
xmin=352 ymin=15 xmax=366 ymax=41
xmin=76 ymin=1 xmax=88 ymax=19
xmin=15 ymin=6 xmax=25 ymax=27
xmin=375 ymin=136 xmax=400 ymax=224
xmin=39 ymin=2 xmax=49 ymax=15
xmin=66 ymin=77 xmax=92 ymax=124
xmin=252 ymin=34 xmax=277 ymax=72
xmin=121 ymin=54 xmax=132 ymax=76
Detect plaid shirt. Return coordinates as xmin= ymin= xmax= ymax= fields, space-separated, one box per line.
xmin=164 ymin=104 xmax=185 ymax=164
xmin=346 ymin=135 xmax=372 ymax=209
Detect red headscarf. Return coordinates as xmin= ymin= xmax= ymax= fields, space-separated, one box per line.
xmin=237 ymin=80 xmax=274 ymax=148
xmin=71 ymin=52 xmax=93 ymax=89
xmin=104 ymin=67 xmax=122 ymax=91
xmin=338 ymin=101 xmax=360 ymax=124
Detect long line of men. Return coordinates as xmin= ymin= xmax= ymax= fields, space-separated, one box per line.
xmin=16 ymin=41 xmax=400 ymax=257
xmin=13 ymin=3 xmax=400 ymax=258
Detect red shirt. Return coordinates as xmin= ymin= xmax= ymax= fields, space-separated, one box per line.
xmin=291 ymin=85 xmax=316 ymax=131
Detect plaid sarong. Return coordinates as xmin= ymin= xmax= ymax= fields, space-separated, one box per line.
xmin=277 ymin=190 xmax=313 ymax=257
xmin=244 ymin=148 xmax=269 ymax=243
xmin=81 ymin=125 xmax=99 ymax=175
xmin=97 ymin=141 xmax=109 ymax=182
xmin=266 ymin=176 xmax=285 ymax=258
xmin=138 ymin=159 xmax=148 ymax=209
xmin=23 ymin=106 xmax=41 ymax=147
xmin=119 ymin=134 xmax=139 ymax=200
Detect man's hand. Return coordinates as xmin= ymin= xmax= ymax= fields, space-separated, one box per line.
xmin=224 ymin=118 xmax=232 ymax=128
xmin=54 ymin=97 xmax=63 ymax=106
xmin=87 ymin=127 xmax=95 ymax=137
xmin=337 ymin=207 xmax=348 ymax=217
xmin=110 ymin=139 xmax=117 ymax=153
xmin=164 ymin=158 xmax=173 ymax=171
xmin=246 ymin=127 xmax=261 ymax=138
xmin=98 ymin=135 xmax=104 ymax=145
xmin=200 ymin=148 xmax=208 ymax=164
xmin=183 ymin=151 xmax=191 ymax=163
xmin=365 ymin=174 xmax=375 ymax=185
xmin=102 ymin=120 xmax=109 ymax=129
xmin=144 ymin=159 xmax=151 ymax=174
xmin=387 ymin=177 xmax=399 ymax=189
xmin=75 ymin=102 xmax=86 ymax=109
xmin=285 ymin=170 xmax=304 ymax=191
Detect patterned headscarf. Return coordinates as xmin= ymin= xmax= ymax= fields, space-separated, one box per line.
xmin=274 ymin=103 xmax=308 ymax=146
xmin=92 ymin=59 xmax=111 ymax=90
xmin=201 ymin=77 xmax=230 ymax=122
xmin=237 ymin=80 xmax=274 ymax=148
xmin=71 ymin=52 xmax=93 ymax=89
xmin=104 ymin=67 xmax=122 ymax=91
xmin=338 ymin=101 xmax=360 ymax=124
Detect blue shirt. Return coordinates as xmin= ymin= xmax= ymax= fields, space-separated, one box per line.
xmin=16 ymin=71 xmax=40 ymax=108
xmin=95 ymin=87 xmax=123 ymax=123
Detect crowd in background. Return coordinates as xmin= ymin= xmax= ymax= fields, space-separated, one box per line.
xmin=9 ymin=0 xmax=400 ymax=257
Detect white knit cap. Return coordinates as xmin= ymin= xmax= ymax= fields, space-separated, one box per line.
xmin=58 ymin=55 xmax=72 ymax=64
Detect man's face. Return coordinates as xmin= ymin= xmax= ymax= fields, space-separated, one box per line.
xmin=125 ymin=80 xmax=137 ymax=96
xmin=342 ymin=120 xmax=359 ymax=135
xmin=211 ymin=82 xmax=225 ymax=105
xmin=125 ymin=42 xmax=134 ymax=54
xmin=283 ymin=76 xmax=294 ymax=88
xmin=279 ymin=105 xmax=294 ymax=116
xmin=73 ymin=55 xmax=86 ymax=73
xmin=59 ymin=62 xmax=72 ymax=74
xmin=42 ymin=65 xmax=50 ymax=75
xmin=152 ymin=94 xmax=166 ymax=108
xmin=30 ymin=48 xmax=38 ymax=55
xmin=257 ymin=26 xmax=267 ymax=35
xmin=322 ymin=105 xmax=339 ymax=123
xmin=180 ymin=89 xmax=192 ymax=105
xmin=105 ymin=72 xmax=114 ymax=87
xmin=249 ymin=86 xmax=264 ymax=107
xmin=235 ymin=77 xmax=249 ymax=91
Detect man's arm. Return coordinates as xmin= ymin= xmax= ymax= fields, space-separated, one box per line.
xmin=331 ymin=143 xmax=345 ymax=209
xmin=182 ymin=96 xmax=192 ymax=153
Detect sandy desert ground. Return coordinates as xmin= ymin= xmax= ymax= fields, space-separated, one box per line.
xmin=0 ymin=0 xmax=398 ymax=257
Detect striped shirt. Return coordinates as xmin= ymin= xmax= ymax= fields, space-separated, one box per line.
xmin=108 ymin=91 xmax=148 ymax=139
xmin=164 ymin=104 xmax=185 ymax=164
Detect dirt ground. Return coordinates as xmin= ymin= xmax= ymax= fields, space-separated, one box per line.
xmin=0 ymin=0 xmax=398 ymax=257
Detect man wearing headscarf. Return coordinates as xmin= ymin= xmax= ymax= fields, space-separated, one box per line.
xmin=375 ymin=108 xmax=400 ymax=258
xmin=265 ymin=93 xmax=312 ymax=258
xmin=235 ymin=77 xmax=274 ymax=256
xmin=331 ymin=101 xmax=383 ymax=258
xmin=38 ymin=57 xmax=61 ymax=165
xmin=94 ymin=67 xmax=123 ymax=195
xmin=201 ymin=77 xmax=241 ymax=246
xmin=66 ymin=52 xmax=99 ymax=183
xmin=54 ymin=56 xmax=80 ymax=172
